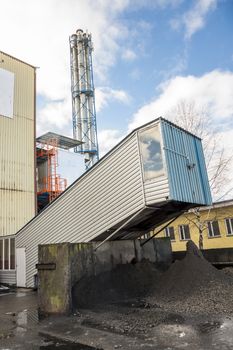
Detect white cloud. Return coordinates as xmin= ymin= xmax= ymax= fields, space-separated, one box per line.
xmin=129 ymin=70 xmax=233 ymax=131
xmin=171 ymin=0 xmax=217 ymax=39
xmin=122 ymin=49 xmax=137 ymax=61
xmin=98 ymin=129 xmax=125 ymax=157
xmin=0 ymin=0 xmax=187 ymax=137
xmin=95 ymin=87 xmax=131 ymax=112
xmin=0 ymin=0 xmax=132 ymax=98
xmin=0 ymin=0 xmax=139 ymax=138
xmin=37 ymin=96 xmax=72 ymax=137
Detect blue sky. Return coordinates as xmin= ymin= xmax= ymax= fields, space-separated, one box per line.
xmin=0 ymin=0 xmax=233 ymax=196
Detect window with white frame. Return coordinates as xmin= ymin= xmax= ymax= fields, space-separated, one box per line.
xmin=179 ymin=225 xmax=190 ymax=241
xmin=225 ymin=218 xmax=233 ymax=236
xmin=207 ymin=220 xmax=220 ymax=238
xmin=165 ymin=226 xmax=175 ymax=241
xmin=0 ymin=237 xmax=15 ymax=270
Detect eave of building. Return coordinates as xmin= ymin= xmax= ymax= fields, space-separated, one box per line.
xmin=0 ymin=50 xmax=36 ymax=69
xmin=194 ymin=199 xmax=233 ymax=212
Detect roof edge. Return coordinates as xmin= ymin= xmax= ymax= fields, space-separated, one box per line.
xmin=0 ymin=50 xmax=36 ymax=69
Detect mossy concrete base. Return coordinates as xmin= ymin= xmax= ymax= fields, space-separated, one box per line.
xmin=38 ymin=239 xmax=171 ymax=316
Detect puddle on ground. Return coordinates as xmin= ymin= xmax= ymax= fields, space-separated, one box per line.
xmin=16 ymin=309 xmax=38 ymax=328
xmin=40 ymin=339 xmax=96 ymax=349
xmin=148 ymin=317 xmax=233 ymax=349
xmin=197 ymin=321 xmax=222 ymax=333
xmin=6 ymin=307 xmax=233 ymax=350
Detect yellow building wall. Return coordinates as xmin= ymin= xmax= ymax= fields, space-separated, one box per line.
xmin=0 ymin=51 xmax=36 ymax=236
xmin=155 ymin=204 xmax=233 ymax=252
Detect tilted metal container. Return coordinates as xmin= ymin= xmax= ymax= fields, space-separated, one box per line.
xmin=16 ymin=117 xmax=211 ymax=287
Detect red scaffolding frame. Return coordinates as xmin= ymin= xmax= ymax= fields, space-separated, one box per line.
xmin=37 ymin=138 xmax=67 ymax=206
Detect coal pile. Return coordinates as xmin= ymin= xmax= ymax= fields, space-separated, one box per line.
xmin=148 ymin=241 xmax=233 ymax=315
xmin=72 ymin=259 xmax=161 ymax=308
xmin=73 ymin=241 xmax=233 ymax=316
xmin=154 ymin=240 xmax=226 ymax=297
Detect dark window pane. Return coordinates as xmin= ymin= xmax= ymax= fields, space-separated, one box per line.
xmin=179 ymin=226 xmax=184 ymax=240
xmin=4 ymin=239 xmax=9 ymax=270
xmin=184 ymin=225 xmax=190 ymax=239
xmin=226 ymin=219 xmax=231 ymax=235
xmin=169 ymin=227 xmax=175 ymax=240
xmin=165 ymin=227 xmax=175 ymax=240
xmin=10 ymin=238 xmax=15 ymax=270
xmin=207 ymin=222 xmax=212 ymax=237
xmin=179 ymin=225 xmax=190 ymax=240
xmin=212 ymin=221 xmax=220 ymax=236
xmin=0 ymin=240 xmax=3 ymax=270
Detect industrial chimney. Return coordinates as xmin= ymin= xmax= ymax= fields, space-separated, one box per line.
xmin=69 ymin=29 xmax=99 ymax=169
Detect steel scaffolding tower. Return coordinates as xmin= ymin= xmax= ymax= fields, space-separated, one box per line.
xmin=69 ymin=29 xmax=99 ymax=169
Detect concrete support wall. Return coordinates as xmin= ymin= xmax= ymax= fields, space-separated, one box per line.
xmin=38 ymin=238 xmax=171 ymax=316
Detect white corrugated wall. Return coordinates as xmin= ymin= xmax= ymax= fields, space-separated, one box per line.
xmin=144 ymin=176 xmax=169 ymax=205
xmin=0 ymin=51 xmax=36 ymax=237
xmin=0 ymin=271 xmax=16 ymax=285
xmin=16 ymin=132 xmax=146 ymax=287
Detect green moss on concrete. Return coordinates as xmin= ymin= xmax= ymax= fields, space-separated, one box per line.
xmin=48 ymin=245 xmax=58 ymax=258
xmin=50 ymin=295 xmax=64 ymax=311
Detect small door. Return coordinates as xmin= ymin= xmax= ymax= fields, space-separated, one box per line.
xmin=16 ymin=248 xmax=26 ymax=287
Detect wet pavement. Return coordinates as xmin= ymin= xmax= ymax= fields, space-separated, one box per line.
xmin=0 ymin=290 xmax=91 ymax=349
xmin=1 ymin=290 xmax=233 ymax=349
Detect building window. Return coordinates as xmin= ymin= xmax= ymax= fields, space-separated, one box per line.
xmin=0 ymin=238 xmax=15 ymax=271
xmin=10 ymin=238 xmax=15 ymax=270
xmin=165 ymin=226 xmax=175 ymax=241
xmin=207 ymin=220 xmax=220 ymax=237
xmin=4 ymin=239 xmax=9 ymax=270
xmin=0 ymin=240 xmax=3 ymax=270
xmin=225 ymin=218 xmax=233 ymax=236
xmin=179 ymin=225 xmax=190 ymax=241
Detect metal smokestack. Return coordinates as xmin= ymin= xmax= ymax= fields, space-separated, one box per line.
xmin=69 ymin=29 xmax=99 ymax=168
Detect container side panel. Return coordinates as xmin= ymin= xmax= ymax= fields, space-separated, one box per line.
xmin=194 ymin=138 xmax=212 ymax=204
xmin=16 ymin=134 xmax=144 ymax=287
xmin=144 ymin=176 xmax=169 ymax=205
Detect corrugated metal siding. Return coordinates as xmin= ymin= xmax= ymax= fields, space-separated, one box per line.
xmin=194 ymin=139 xmax=212 ymax=204
xmin=161 ymin=120 xmax=212 ymax=205
xmin=144 ymin=176 xmax=169 ymax=205
xmin=0 ymin=52 xmax=35 ymax=236
xmin=16 ymin=133 xmax=145 ymax=287
xmin=0 ymin=270 xmax=16 ymax=285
